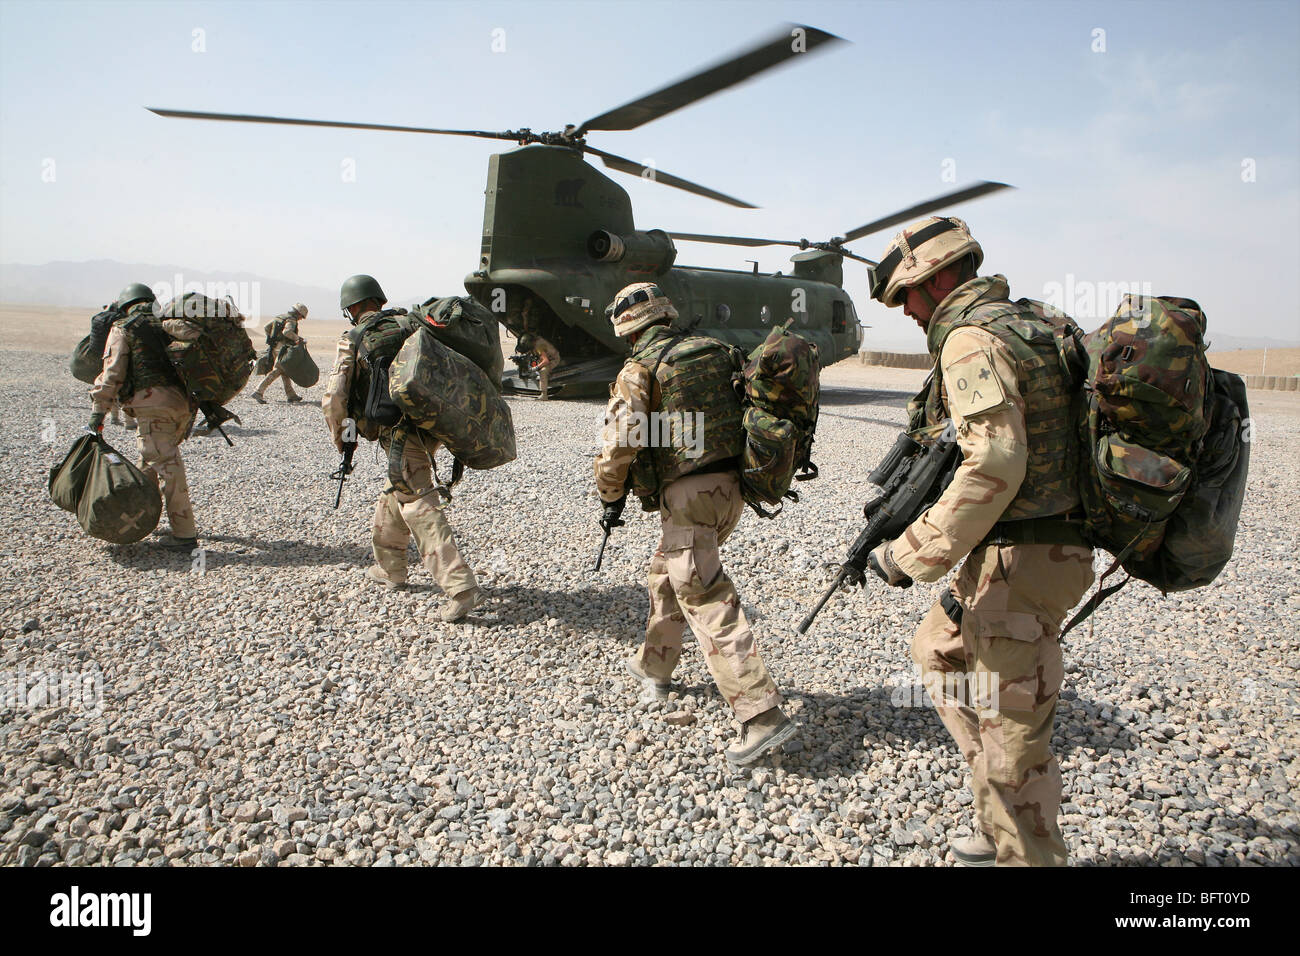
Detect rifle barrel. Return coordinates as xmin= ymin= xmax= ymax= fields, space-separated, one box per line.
xmin=592 ymin=528 xmax=610 ymax=572
xmin=797 ymin=568 xmax=848 ymax=635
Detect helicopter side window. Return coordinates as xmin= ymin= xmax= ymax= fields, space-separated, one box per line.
xmin=832 ymin=300 xmax=847 ymax=334
xmin=759 ymin=305 xmax=772 ymax=325
xmin=715 ymin=303 xmax=731 ymax=324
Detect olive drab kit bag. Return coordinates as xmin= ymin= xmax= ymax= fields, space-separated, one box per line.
xmin=410 ymin=295 xmax=504 ymax=386
xmin=624 ymin=327 xmax=747 ymax=506
xmin=69 ymin=308 xmax=121 ymax=384
xmin=1063 ymin=294 xmax=1251 ymax=633
xmin=277 ymin=341 xmax=319 ymax=388
xmin=48 ymin=433 xmax=162 ymax=544
xmin=737 ymin=321 xmax=821 ymax=516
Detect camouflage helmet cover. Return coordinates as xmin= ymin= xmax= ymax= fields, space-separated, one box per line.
xmin=114 ymin=282 xmax=157 ymax=311
xmin=291 ymin=302 xmax=309 ymax=318
xmin=339 ymin=274 xmax=387 ymax=311
xmin=869 ymin=216 xmax=983 ymax=308
xmin=607 ymin=282 xmax=678 ymax=337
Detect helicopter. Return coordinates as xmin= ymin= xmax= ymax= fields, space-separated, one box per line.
xmin=149 ymin=24 xmax=1011 ymax=397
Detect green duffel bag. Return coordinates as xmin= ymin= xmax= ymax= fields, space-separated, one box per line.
xmin=69 ymin=308 xmax=121 ymax=384
xmin=48 ymin=433 xmax=99 ymax=513
xmin=76 ymin=437 xmax=162 ymax=543
xmin=389 ymin=325 xmax=516 ymax=472
xmin=255 ymin=349 xmax=274 ymax=376
xmin=277 ymin=341 xmax=319 ymax=388
xmin=410 ymin=295 xmax=504 ymax=387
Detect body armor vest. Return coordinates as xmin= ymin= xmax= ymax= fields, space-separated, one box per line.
xmin=118 ymin=306 xmax=176 ymax=398
xmin=911 ymin=277 xmax=1080 ymax=521
xmin=627 ymin=325 xmax=745 ymax=493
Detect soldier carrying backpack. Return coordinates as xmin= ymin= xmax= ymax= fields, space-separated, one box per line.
xmin=87 ymin=283 xmax=201 ymax=550
xmin=594 ymin=281 xmax=797 ymax=766
xmin=320 ymin=274 xmax=485 ymax=624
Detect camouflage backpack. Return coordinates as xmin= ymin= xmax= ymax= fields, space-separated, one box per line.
xmin=737 ymin=321 xmax=821 ymax=517
xmin=1063 ymin=295 xmax=1251 ymax=633
xmin=625 ymin=326 xmax=746 ymax=503
xmin=387 ymin=326 xmax=517 ymax=494
xmin=156 ymin=293 xmax=256 ymax=405
xmin=347 ymin=309 xmax=418 ymax=440
xmin=409 ymin=295 xmax=504 ymax=387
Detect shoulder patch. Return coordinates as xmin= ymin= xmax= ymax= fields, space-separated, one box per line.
xmin=942 ymin=348 xmax=1006 ymax=419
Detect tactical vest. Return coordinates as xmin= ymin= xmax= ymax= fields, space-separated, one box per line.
xmin=910 ymin=277 xmax=1080 ymax=521
xmin=627 ymin=325 xmax=745 ymax=493
xmin=347 ymin=309 xmax=416 ymax=440
xmin=118 ymin=307 xmax=176 ymax=398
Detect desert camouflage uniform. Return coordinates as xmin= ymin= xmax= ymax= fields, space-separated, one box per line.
xmin=595 ymin=359 xmax=781 ymax=722
xmin=889 ymin=276 xmax=1094 ymax=866
xmin=89 ymin=309 xmax=198 ymax=540
xmin=322 ymin=317 xmax=477 ymax=595
xmin=254 ymin=313 xmax=302 ymax=400
xmin=531 ymin=335 xmax=561 ymax=401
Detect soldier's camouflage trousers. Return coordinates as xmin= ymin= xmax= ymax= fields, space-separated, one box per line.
xmin=912 ymin=541 xmax=1094 ymax=866
xmin=254 ymin=364 xmax=299 ymax=399
xmin=635 ymin=470 xmax=781 ymax=722
xmin=132 ymin=406 xmax=196 ymax=539
xmin=371 ymin=436 xmax=477 ymax=597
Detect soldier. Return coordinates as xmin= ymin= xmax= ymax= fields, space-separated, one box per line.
xmin=87 ymin=282 xmax=199 ymax=550
xmin=864 ymin=217 xmax=1094 ymax=866
xmin=321 ymin=275 xmax=485 ymax=623
xmin=517 ymin=332 xmax=561 ymax=400
xmin=252 ymin=303 xmax=308 ymax=403
xmin=595 ymin=282 xmax=796 ymax=766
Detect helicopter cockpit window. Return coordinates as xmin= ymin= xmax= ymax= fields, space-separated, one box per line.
xmin=832 ymin=301 xmax=847 ymax=334
xmin=715 ymin=303 xmax=731 ymax=324
xmin=759 ymin=305 xmax=772 ymax=324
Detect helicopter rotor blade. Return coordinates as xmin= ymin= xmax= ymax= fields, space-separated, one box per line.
xmin=841 ymin=181 xmax=1014 ymax=243
xmin=577 ymin=24 xmax=845 ymax=134
xmin=586 ymin=147 xmax=757 ymax=209
xmin=146 ymin=108 xmax=521 ymax=141
xmin=668 ymin=232 xmax=800 ymax=248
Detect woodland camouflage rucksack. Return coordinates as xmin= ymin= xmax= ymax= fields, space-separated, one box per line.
xmin=738 ymin=321 xmax=821 ymax=516
xmin=625 ymin=326 xmax=746 ymax=501
xmin=155 ymin=293 xmax=256 ymax=405
xmin=1064 ymin=295 xmax=1251 ymax=632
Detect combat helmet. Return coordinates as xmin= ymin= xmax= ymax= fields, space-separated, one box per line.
xmin=339 ymin=275 xmax=387 ymax=319
xmin=113 ymin=282 xmax=157 ymax=311
xmin=606 ymin=282 xmax=678 ymax=338
xmin=291 ymin=302 xmax=309 ymax=318
xmin=869 ymin=217 xmax=982 ymax=308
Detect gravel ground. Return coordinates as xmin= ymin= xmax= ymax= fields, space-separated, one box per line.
xmin=1 ymin=350 xmax=1296 ymax=867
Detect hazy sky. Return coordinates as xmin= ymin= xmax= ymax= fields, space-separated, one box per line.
xmin=1 ymin=0 xmax=1297 ymax=345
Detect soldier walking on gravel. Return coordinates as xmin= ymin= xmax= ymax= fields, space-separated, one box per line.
xmin=595 ymin=282 xmax=796 ymax=766
xmin=864 ymin=218 xmax=1094 ymax=866
xmin=252 ymin=303 xmax=308 ymax=403
xmin=88 ymin=282 xmax=199 ymax=550
xmin=321 ymin=275 xmax=484 ymax=623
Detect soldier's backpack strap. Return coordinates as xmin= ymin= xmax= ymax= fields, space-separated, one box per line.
xmin=643 ymin=330 xmax=688 ymax=496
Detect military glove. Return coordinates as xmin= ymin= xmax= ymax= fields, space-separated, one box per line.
xmin=87 ymin=412 xmax=106 ymax=434
xmin=867 ymin=541 xmax=912 ymax=588
xmin=600 ymin=494 xmax=627 ymax=531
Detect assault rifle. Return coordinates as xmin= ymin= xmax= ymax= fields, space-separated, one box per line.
xmin=796 ymin=423 xmax=961 ymax=635
xmin=331 ymin=440 xmax=356 ymax=509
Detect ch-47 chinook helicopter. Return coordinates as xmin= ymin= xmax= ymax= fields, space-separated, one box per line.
xmin=149 ymin=24 xmax=1010 ymax=397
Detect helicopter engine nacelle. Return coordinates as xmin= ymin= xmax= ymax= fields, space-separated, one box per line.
xmin=587 ymin=228 xmax=678 ymax=275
